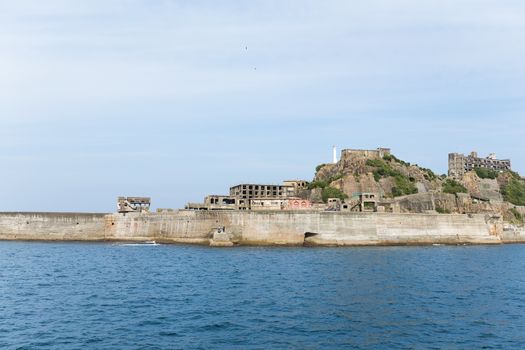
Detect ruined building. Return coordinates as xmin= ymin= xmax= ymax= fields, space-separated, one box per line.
xmin=448 ymin=151 xmax=511 ymax=178
xmin=117 ymin=197 xmax=151 ymax=213
xmin=341 ymin=147 xmax=391 ymax=159
xmin=186 ymin=181 xmax=311 ymax=211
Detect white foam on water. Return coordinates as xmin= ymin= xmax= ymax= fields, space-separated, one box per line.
xmin=116 ymin=241 xmax=160 ymax=247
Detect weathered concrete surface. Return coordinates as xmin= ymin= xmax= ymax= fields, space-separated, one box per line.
xmin=303 ymin=212 xmax=501 ymax=246
xmin=0 ymin=210 xmax=516 ymax=246
xmin=105 ymin=210 xmax=505 ymax=246
xmin=501 ymin=224 xmax=525 ymax=243
xmin=0 ymin=212 xmax=107 ymax=241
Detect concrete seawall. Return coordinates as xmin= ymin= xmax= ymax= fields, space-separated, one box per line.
xmin=0 ymin=211 xmax=522 ymax=246
xmin=0 ymin=212 xmax=107 ymax=241
xmin=502 ymin=224 xmax=525 ymax=243
xmin=106 ymin=210 xmax=505 ymax=246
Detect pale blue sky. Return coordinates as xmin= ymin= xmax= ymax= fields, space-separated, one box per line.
xmin=1 ymin=1 xmax=524 ymax=212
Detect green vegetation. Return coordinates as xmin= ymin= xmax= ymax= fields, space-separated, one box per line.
xmin=435 ymin=206 xmax=451 ymax=214
xmin=383 ymin=154 xmax=437 ymax=182
xmin=420 ymin=167 xmax=437 ymax=181
xmin=321 ymin=186 xmax=348 ymax=203
xmin=315 ymin=164 xmax=327 ymax=172
xmin=309 ymin=171 xmax=349 ymax=202
xmin=308 ymin=172 xmax=344 ymax=190
xmin=366 ymin=158 xmax=417 ymax=197
xmin=510 ymin=208 xmax=524 ymax=224
xmin=308 ymin=180 xmax=328 ymax=190
xmin=474 ymin=167 xmax=498 ymax=179
xmin=366 ymin=159 xmax=398 ymax=182
xmin=442 ymin=179 xmax=468 ymax=194
xmin=363 ymin=202 xmax=375 ymax=210
xmin=331 ymin=173 xmax=344 ymax=182
xmin=392 ymin=176 xmax=418 ymax=197
xmin=501 ymin=179 xmax=525 ymax=206
xmin=507 ymin=170 xmax=522 ymax=180
xmin=382 ymin=154 xmax=410 ymax=167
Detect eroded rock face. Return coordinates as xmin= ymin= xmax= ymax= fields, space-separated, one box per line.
xmin=331 ymin=173 xmax=382 ymax=197
xmin=309 ymin=150 xmax=523 ymax=222
xmin=313 ymin=151 xmax=443 ymax=199
xmin=462 ymin=172 xmax=503 ymax=202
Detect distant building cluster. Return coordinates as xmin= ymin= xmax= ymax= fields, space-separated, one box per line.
xmin=184 ymin=147 xmax=398 ymax=213
xmin=120 ymin=147 xmax=516 ymax=215
xmin=185 ymin=180 xmax=313 ymax=211
xmin=448 ymin=151 xmax=511 ymax=178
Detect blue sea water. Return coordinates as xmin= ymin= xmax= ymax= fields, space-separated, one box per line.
xmin=0 ymin=242 xmax=524 ymax=349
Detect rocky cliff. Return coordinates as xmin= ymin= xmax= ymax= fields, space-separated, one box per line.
xmin=309 ymin=150 xmax=525 ymax=224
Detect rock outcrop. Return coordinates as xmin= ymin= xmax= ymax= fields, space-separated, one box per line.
xmin=309 ymin=150 xmax=525 ymax=225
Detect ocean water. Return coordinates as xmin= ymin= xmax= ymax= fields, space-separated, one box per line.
xmin=0 ymin=242 xmax=524 ymax=349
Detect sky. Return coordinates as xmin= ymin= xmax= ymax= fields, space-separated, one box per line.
xmin=1 ymin=0 xmax=524 ymax=212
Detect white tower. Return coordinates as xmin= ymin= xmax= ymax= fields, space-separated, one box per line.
xmin=332 ymin=146 xmax=337 ymax=164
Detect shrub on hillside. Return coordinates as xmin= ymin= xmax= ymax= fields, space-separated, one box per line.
xmin=442 ymin=179 xmax=468 ymax=194
xmin=501 ymin=179 xmax=525 ymax=206
xmin=510 ymin=208 xmax=524 ymax=224
xmin=435 ymin=206 xmax=451 ymax=214
xmin=308 ymin=173 xmax=344 ymax=190
xmin=366 ymin=158 xmax=418 ymax=196
xmin=420 ymin=167 xmax=437 ymax=181
xmin=308 ymin=180 xmax=328 ymax=189
xmin=392 ymin=175 xmax=418 ymax=197
xmin=321 ymin=186 xmax=348 ymax=203
xmin=316 ymin=164 xmax=327 ymax=172
xmin=474 ymin=167 xmax=498 ymax=179
xmin=390 ymin=154 xmax=410 ymax=166
xmin=366 ymin=159 xmax=398 ymax=181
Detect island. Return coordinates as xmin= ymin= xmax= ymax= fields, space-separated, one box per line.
xmin=1 ymin=147 xmax=524 ymax=246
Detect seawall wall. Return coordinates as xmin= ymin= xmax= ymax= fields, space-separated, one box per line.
xmin=0 ymin=211 xmax=520 ymax=246
xmin=502 ymin=224 xmax=525 ymax=243
xmin=105 ymin=211 xmax=505 ymax=246
xmin=0 ymin=212 xmax=107 ymax=241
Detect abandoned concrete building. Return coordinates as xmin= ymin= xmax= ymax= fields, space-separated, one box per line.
xmin=358 ymin=193 xmax=379 ymax=212
xmin=341 ymin=147 xmax=391 ymax=159
xmin=185 ymin=181 xmax=311 ymax=211
xmin=230 ymin=184 xmax=296 ymax=199
xmin=449 ymin=151 xmax=511 ymax=178
xmin=250 ymin=198 xmax=312 ymax=211
xmin=185 ymin=195 xmax=238 ymax=211
xmin=282 ymin=180 xmax=309 ymax=191
xmin=327 ymin=193 xmax=381 ymax=212
xmin=117 ymin=197 xmax=151 ymax=213
xmin=229 ymin=183 xmax=298 ymax=209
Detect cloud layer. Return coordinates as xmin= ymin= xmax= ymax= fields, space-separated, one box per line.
xmin=1 ymin=1 xmax=524 ymax=211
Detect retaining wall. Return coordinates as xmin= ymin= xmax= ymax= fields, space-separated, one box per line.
xmin=105 ymin=211 xmax=504 ymax=246
xmin=0 ymin=212 xmax=107 ymax=241
xmin=0 ymin=211 xmax=516 ymax=246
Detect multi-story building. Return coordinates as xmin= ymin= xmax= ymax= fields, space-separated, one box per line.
xmin=448 ymin=151 xmax=511 ymax=178
xmin=186 ymin=181 xmax=309 ymax=211
xmin=229 ymin=183 xmax=297 ymax=209
xmin=282 ymin=180 xmax=309 ymax=191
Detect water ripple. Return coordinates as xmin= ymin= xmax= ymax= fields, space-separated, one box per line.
xmin=0 ymin=242 xmax=524 ymax=349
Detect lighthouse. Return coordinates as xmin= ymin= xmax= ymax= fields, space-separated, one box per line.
xmin=332 ymin=146 xmax=337 ymax=164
